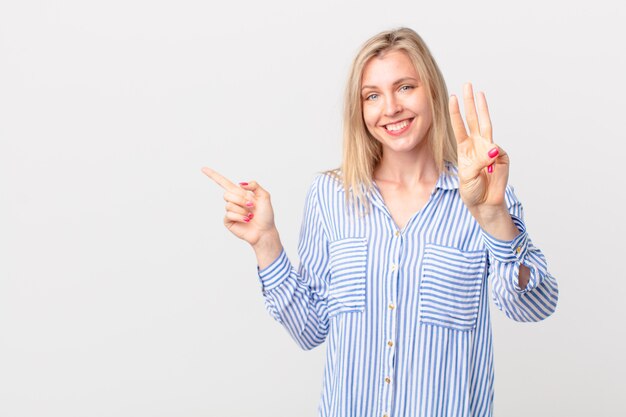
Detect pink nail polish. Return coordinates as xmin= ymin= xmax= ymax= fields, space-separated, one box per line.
xmin=487 ymin=164 xmax=494 ymax=173
xmin=488 ymin=148 xmax=499 ymax=158
xmin=243 ymin=216 xmax=250 ymax=223
xmin=247 ymin=213 xmax=254 ymax=220
xmin=239 ymin=182 xmax=249 ymax=186
xmin=245 ymin=201 xmax=254 ymax=207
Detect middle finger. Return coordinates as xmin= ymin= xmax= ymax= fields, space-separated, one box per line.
xmin=463 ymin=83 xmax=480 ymax=136
xmin=223 ymin=190 xmax=255 ymax=208
xmin=477 ymin=92 xmax=492 ymax=142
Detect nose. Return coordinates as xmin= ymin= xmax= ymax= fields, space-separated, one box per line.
xmin=384 ymin=95 xmax=402 ymax=116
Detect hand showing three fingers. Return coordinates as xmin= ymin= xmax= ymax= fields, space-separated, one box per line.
xmin=449 ymin=83 xmax=510 ymax=211
xmin=201 ymin=167 xmax=277 ymax=247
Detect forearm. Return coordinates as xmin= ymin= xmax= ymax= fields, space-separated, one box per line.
xmin=258 ymin=250 xmax=329 ymax=350
xmin=255 ymin=174 xmax=332 ymax=348
xmin=516 ymin=265 xmax=530 ymax=290
xmin=470 ymin=203 xmax=532 ymax=289
xmin=481 ymin=207 xmax=558 ymax=320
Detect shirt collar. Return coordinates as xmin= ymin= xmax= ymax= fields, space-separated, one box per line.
xmin=367 ymin=162 xmax=460 ymax=222
xmin=332 ymin=162 xmax=460 ymax=197
xmin=435 ymin=162 xmax=460 ymax=190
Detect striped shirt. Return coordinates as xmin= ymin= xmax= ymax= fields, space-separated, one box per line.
xmin=258 ymin=165 xmax=558 ymax=417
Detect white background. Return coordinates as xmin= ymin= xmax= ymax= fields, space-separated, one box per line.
xmin=1 ymin=0 xmax=624 ymax=416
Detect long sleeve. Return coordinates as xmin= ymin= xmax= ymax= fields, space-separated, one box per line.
xmin=257 ymin=176 xmax=331 ymax=350
xmin=482 ymin=186 xmax=559 ymax=322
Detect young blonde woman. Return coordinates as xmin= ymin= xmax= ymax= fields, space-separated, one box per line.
xmin=203 ymin=27 xmax=558 ymax=417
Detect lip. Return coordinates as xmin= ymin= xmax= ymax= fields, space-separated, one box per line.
xmin=382 ymin=118 xmax=414 ymax=136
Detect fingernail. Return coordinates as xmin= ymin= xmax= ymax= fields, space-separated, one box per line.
xmin=488 ymin=148 xmax=499 ymax=158
xmin=239 ymin=182 xmax=249 ymax=186
xmin=243 ymin=216 xmax=250 ymax=223
xmin=245 ymin=201 xmax=254 ymax=207
xmin=487 ymin=164 xmax=494 ymax=173
xmin=247 ymin=213 xmax=254 ymax=220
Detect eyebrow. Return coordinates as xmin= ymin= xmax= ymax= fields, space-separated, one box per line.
xmin=361 ymin=77 xmax=420 ymax=91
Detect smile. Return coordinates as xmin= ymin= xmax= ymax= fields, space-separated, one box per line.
xmin=383 ymin=118 xmax=413 ymax=135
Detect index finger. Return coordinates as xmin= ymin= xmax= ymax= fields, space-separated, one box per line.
xmin=201 ymin=167 xmax=237 ymax=191
xmin=449 ymin=94 xmax=469 ymax=145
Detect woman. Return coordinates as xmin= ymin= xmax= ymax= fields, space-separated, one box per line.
xmin=203 ymin=27 xmax=558 ymax=417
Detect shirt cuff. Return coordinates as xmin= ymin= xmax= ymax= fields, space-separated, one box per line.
xmin=481 ymin=215 xmax=529 ymax=263
xmin=257 ymin=249 xmax=291 ymax=292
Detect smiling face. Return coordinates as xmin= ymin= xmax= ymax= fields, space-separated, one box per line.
xmin=360 ymin=49 xmax=433 ymax=157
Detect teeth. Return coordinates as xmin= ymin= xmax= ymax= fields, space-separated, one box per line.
xmin=386 ymin=120 xmax=409 ymax=131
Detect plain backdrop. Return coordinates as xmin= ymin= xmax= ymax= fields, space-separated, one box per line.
xmin=1 ymin=0 xmax=624 ymax=416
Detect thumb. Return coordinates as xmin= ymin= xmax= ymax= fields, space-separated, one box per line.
xmin=239 ymin=180 xmax=270 ymax=198
xmin=472 ymin=145 xmax=503 ymax=176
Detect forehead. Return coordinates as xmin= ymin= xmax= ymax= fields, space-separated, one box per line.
xmin=361 ymin=49 xmax=420 ymax=86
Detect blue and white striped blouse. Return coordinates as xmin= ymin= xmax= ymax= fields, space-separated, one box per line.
xmin=258 ymin=165 xmax=558 ymax=417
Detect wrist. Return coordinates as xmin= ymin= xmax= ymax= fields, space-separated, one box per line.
xmin=470 ymin=204 xmax=520 ymax=241
xmin=252 ymin=227 xmax=280 ymax=249
xmin=252 ymin=228 xmax=283 ymax=269
xmin=469 ymin=203 xmax=508 ymax=224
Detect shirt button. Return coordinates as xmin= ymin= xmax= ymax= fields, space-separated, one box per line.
xmin=515 ymin=246 xmax=522 ymax=254
xmin=387 ymin=340 xmax=394 ymax=347
xmin=388 ymin=303 xmax=395 ymax=310
xmin=383 ymin=414 xmax=389 ymax=417
xmin=385 ymin=376 xmax=391 ymax=384
xmin=395 ymin=230 xmax=400 ymax=237
xmin=391 ymin=264 xmax=397 ymax=271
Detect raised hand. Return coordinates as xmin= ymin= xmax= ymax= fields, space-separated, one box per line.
xmin=201 ymin=167 xmax=277 ymax=248
xmin=449 ymin=83 xmax=510 ymax=210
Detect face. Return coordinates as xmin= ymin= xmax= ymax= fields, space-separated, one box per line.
xmin=360 ymin=50 xmax=433 ymax=157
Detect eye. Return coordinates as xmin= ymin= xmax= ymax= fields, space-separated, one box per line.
xmin=365 ymin=93 xmax=379 ymax=101
xmin=399 ymin=85 xmax=414 ymax=92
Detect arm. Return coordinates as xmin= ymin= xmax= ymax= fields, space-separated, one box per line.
xmin=256 ymin=179 xmax=331 ymax=349
xmin=448 ymin=84 xmax=558 ymax=322
xmin=481 ymin=187 xmax=558 ymax=322
xmin=202 ymin=167 xmax=330 ymax=350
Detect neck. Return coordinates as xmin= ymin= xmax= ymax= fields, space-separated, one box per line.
xmin=374 ymin=145 xmax=439 ymax=187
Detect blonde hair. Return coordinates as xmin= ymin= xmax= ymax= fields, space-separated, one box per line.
xmin=336 ymin=27 xmax=457 ymax=211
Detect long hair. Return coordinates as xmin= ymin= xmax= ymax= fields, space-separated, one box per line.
xmin=336 ymin=27 xmax=457 ymax=211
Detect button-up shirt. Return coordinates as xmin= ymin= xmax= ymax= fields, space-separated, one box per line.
xmin=258 ymin=166 xmax=558 ymax=417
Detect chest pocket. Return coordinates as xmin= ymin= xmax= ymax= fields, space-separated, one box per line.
xmin=419 ymin=243 xmax=487 ymax=331
xmin=327 ymin=237 xmax=367 ymax=318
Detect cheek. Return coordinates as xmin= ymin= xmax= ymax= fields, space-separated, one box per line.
xmin=414 ymin=96 xmax=433 ymax=124
xmin=361 ymin=105 xmax=378 ymax=129
xmin=421 ymin=94 xmax=433 ymax=114
xmin=421 ymin=105 xmax=433 ymax=125
xmin=361 ymin=107 xmax=381 ymax=141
